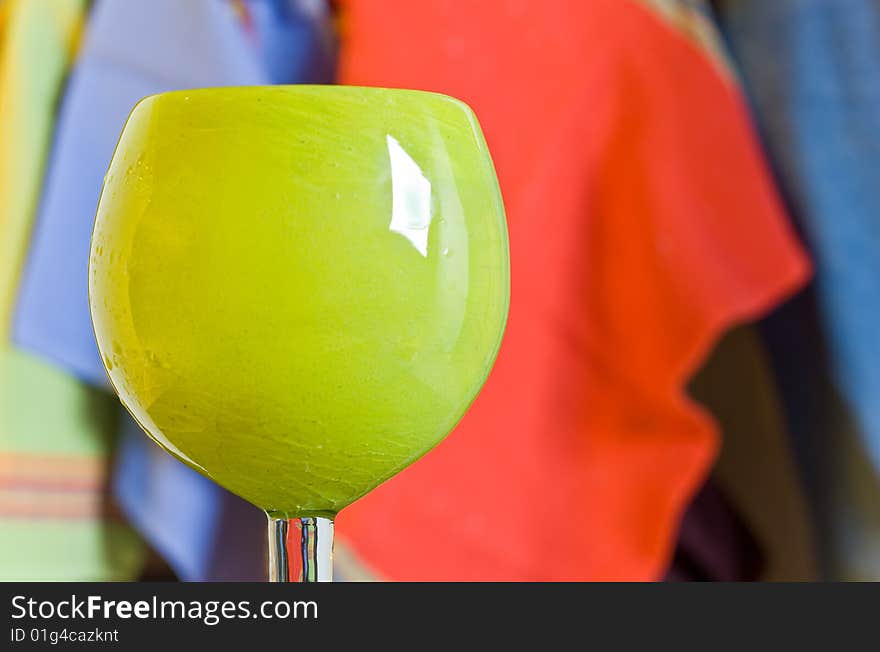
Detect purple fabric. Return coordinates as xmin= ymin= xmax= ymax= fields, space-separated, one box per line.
xmin=666 ymin=480 xmax=763 ymax=582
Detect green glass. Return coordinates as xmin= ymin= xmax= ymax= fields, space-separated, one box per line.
xmin=89 ymin=86 xmax=509 ymax=581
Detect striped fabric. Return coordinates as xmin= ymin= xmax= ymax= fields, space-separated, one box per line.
xmin=0 ymin=0 xmax=144 ymax=581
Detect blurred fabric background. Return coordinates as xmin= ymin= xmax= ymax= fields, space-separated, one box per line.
xmin=1 ymin=0 xmax=878 ymax=581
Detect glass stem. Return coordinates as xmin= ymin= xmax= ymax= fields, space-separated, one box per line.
xmin=267 ymin=515 xmax=334 ymax=582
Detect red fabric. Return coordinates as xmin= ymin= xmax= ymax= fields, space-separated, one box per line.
xmin=335 ymin=0 xmax=811 ymax=580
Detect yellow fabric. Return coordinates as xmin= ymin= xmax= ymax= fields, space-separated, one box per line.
xmin=0 ymin=0 xmax=83 ymax=331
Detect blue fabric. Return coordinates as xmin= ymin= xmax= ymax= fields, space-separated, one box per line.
xmin=115 ymin=420 xmax=268 ymax=581
xmin=716 ymin=0 xmax=880 ymax=579
xmin=12 ymin=0 xmax=334 ymax=580
xmin=247 ymin=0 xmax=335 ymax=85
xmin=13 ymin=0 xmax=265 ymax=384
xmin=718 ymin=0 xmax=880 ymax=473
